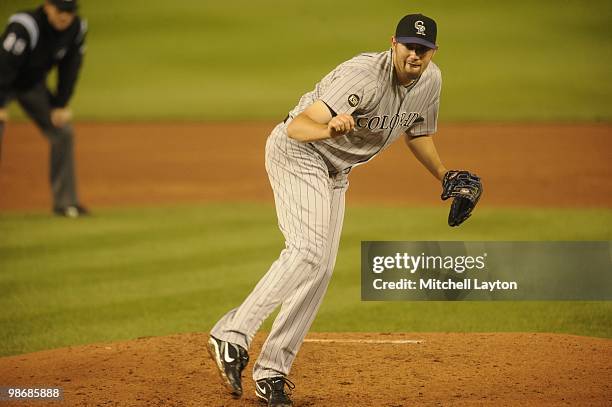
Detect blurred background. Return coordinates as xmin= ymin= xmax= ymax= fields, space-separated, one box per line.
xmin=1 ymin=0 xmax=611 ymax=121
xmin=0 ymin=0 xmax=610 ymax=357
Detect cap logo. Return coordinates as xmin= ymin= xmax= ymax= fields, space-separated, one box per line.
xmin=348 ymin=94 xmax=360 ymax=107
xmin=415 ymin=20 xmax=426 ymax=36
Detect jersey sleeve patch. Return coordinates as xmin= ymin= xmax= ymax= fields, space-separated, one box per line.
xmin=320 ymin=69 xmax=376 ymax=116
xmin=3 ymin=31 xmax=27 ymax=56
xmin=8 ymin=13 xmax=38 ymax=49
xmin=2 ymin=32 xmax=16 ymax=52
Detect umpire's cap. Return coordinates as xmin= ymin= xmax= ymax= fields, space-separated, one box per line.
xmin=395 ymin=14 xmax=438 ymax=49
xmin=48 ymin=0 xmax=78 ymax=12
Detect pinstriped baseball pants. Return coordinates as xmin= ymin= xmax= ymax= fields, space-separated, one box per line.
xmin=211 ymin=124 xmax=348 ymax=381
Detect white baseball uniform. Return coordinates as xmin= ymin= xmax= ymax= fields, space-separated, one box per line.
xmin=211 ymin=48 xmax=441 ymax=380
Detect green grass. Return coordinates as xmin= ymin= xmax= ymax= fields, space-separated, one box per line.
xmin=1 ymin=0 xmax=610 ymax=121
xmin=1 ymin=204 xmax=611 ymax=356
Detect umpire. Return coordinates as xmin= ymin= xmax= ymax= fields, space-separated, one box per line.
xmin=0 ymin=0 xmax=89 ymax=217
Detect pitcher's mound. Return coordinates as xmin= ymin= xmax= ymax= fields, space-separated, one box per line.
xmin=0 ymin=332 xmax=610 ymax=406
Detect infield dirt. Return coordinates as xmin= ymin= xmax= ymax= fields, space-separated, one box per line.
xmin=0 ymin=122 xmax=611 ymax=210
xmin=0 ymin=332 xmax=610 ymax=406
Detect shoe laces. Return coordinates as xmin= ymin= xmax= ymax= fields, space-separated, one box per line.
xmin=270 ymin=377 xmax=295 ymax=395
xmin=237 ymin=346 xmax=249 ymax=369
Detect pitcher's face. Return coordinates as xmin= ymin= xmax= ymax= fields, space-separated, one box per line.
xmin=392 ymin=37 xmax=436 ymax=85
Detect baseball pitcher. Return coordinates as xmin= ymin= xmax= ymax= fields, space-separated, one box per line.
xmin=207 ymin=13 xmax=482 ymax=407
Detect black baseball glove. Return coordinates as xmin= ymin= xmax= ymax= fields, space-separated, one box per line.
xmin=441 ymin=170 xmax=483 ymax=227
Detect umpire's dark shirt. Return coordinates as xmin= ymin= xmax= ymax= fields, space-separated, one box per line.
xmin=0 ymin=6 xmax=87 ymax=108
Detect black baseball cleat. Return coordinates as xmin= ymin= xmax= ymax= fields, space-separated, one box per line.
xmin=53 ymin=204 xmax=90 ymax=218
xmin=207 ymin=335 xmax=249 ymax=398
xmin=255 ymin=376 xmax=295 ymax=407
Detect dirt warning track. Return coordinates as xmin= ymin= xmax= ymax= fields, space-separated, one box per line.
xmin=0 ymin=122 xmax=610 ymax=211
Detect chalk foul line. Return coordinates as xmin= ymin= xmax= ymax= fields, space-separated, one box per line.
xmin=303 ymin=338 xmax=424 ymax=344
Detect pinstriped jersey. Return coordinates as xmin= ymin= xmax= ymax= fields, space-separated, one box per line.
xmin=283 ymin=49 xmax=441 ymax=173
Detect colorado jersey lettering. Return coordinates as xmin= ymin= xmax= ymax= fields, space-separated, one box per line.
xmin=283 ymin=49 xmax=441 ymax=172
